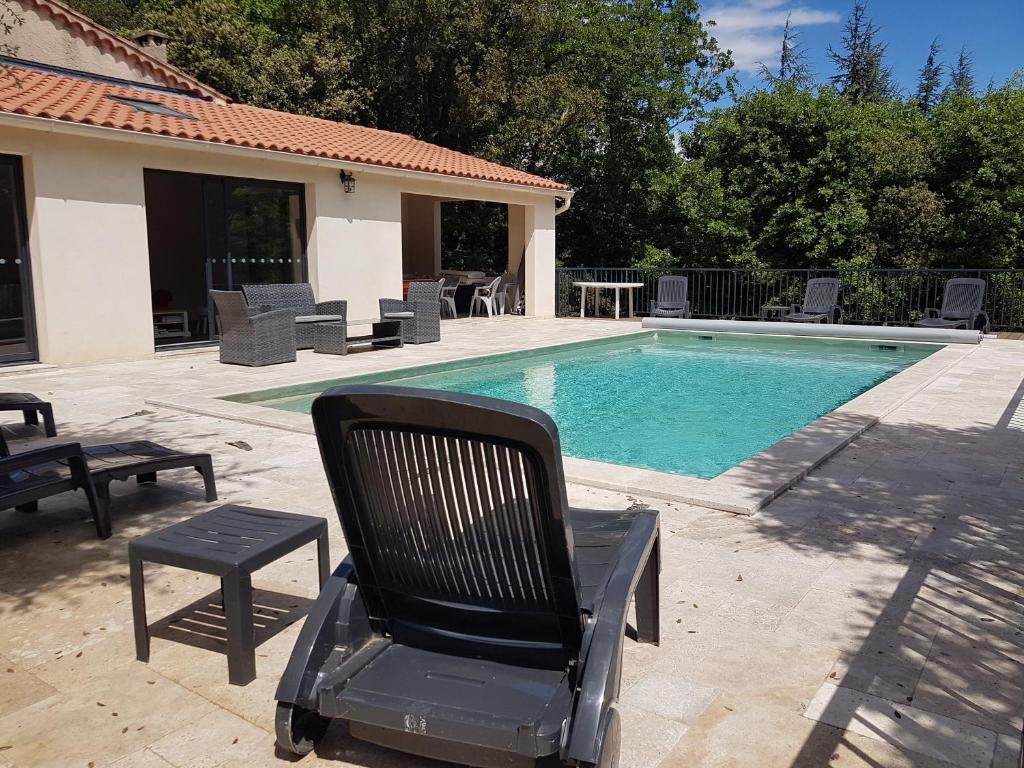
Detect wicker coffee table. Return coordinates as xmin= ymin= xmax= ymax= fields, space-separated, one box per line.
xmin=313 ymin=320 xmax=403 ymax=356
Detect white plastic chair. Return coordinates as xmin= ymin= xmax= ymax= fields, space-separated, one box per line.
xmin=470 ymin=276 xmax=502 ymax=318
xmin=439 ymin=276 xmax=459 ymax=319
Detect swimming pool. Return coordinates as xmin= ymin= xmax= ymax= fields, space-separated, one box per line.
xmin=234 ymin=332 xmax=939 ymax=479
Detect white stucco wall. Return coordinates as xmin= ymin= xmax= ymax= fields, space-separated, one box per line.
xmin=0 ymin=121 xmax=562 ymax=365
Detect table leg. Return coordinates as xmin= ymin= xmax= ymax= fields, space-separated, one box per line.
xmin=130 ymin=555 xmax=150 ymax=662
xmin=316 ymin=529 xmax=330 ymax=589
xmin=222 ymin=570 xmax=256 ymax=685
xmin=614 ymin=288 xmax=621 ymax=320
xmin=579 ymin=286 xmax=586 ymax=318
xmin=629 ymin=288 xmax=635 ymax=318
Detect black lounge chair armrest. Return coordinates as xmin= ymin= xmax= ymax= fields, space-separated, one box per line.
xmin=379 ymin=298 xmax=408 ymax=315
xmin=566 ymin=511 xmax=660 ymax=765
xmin=790 ymin=304 xmax=802 ymax=313
xmin=276 ymin=558 xmax=373 ymax=708
xmin=924 ymin=307 xmax=940 ymax=318
xmin=315 ymin=300 xmax=347 ymax=317
xmin=976 ymin=310 xmax=990 ymax=331
xmin=0 ymin=441 xmax=86 ymax=471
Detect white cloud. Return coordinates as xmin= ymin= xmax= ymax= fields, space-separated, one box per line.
xmin=703 ymin=0 xmax=841 ymax=73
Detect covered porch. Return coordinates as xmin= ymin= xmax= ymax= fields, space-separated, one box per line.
xmin=400 ymin=190 xmax=569 ymax=317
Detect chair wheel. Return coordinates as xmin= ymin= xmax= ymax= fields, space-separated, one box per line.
xmin=275 ymin=701 xmax=328 ymax=756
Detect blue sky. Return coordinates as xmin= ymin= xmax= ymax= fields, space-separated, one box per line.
xmin=701 ymin=0 xmax=1024 ymax=98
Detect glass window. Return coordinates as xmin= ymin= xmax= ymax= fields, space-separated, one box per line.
xmin=0 ymin=156 xmax=36 ymax=362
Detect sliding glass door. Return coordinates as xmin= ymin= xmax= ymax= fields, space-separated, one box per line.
xmin=0 ymin=155 xmax=36 ymax=363
xmin=146 ymin=170 xmax=306 ymax=346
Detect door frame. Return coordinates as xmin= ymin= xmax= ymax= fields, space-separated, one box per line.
xmin=143 ymin=168 xmax=308 ymax=348
xmin=0 ymin=154 xmax=38 ymax=365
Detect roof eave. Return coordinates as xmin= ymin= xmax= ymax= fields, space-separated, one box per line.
xmin=0 ymin=110 xmax=569 ymax=196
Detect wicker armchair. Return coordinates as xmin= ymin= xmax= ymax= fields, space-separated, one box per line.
xmin=379 ymin=281 xmax=442 ymax=344
xmin=211 ymin=290 xmax=297 ymax=366
xmin=241 ymin=283 xmax=347 ymax=349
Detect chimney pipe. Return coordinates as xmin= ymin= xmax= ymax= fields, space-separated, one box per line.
xmin=132 ymin=30 xmax=170 ymax=63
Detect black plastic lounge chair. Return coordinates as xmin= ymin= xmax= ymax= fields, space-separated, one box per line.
xmin=275 ymin=385 xmax=660 ymax=767
xmin=0 ymin=431 xmax=217 ymax=539
xmin=649 ymin=275 xmax=691 ymax=318
xmin=0 ymin=441 xmax=102 ymax=535
xmin=0 ymin=393 xmax=57 ymax=436
xmin=913 ymin=277 xmax=989 ymax=332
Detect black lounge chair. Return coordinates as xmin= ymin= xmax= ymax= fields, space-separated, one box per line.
xmin=0 ymin=431 xmax=217 ymax=539
xmin=275 ymin=385 xmax=660 ymax=767
xmin=0 ymin=393 xmax=57 ymax=436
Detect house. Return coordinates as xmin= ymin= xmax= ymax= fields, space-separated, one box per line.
xmin=0 ymin=0 xmax=571 ymax=365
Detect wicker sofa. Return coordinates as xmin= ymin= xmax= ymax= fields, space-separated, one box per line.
xmin=241 ymin=283 xmax=347 ymax=349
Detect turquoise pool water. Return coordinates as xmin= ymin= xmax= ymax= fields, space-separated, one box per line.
xmin=237 ymin=332 xmax=938 ymax=479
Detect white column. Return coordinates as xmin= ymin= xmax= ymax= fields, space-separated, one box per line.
xmin=522 ymin=200 xmax=556 ymax=317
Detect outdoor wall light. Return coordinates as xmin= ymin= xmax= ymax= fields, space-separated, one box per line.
xmin=340 ymin=170 xmax=356 ymax=193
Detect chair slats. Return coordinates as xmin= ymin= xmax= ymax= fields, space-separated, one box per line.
xmin=345 ymin=425 xmax=554 ymax=613
xmin=941 ymin=278 xmax=985 ymax=320
xmin=803 ymin=278 xmax=840 ymax=314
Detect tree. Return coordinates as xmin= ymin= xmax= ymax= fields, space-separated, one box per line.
xmin=680 ymin=88 xmax=874 ymax=269
xmin=943 ymin=45 xmax=976 ymax=100
xmin=0 ymin=0 xmax=23 ymax=60
xmin=138 ymin=0 xmax=362 ymax=122
xmin=914 ymin=38 xmax=943 ymax=114
xmin=828 ymin=1 xmax=897 ymax=104
xmin=758 ymin=14 xmax=812 ymax=90
xmin=932 ymin=80 xmax=1024 ymax=267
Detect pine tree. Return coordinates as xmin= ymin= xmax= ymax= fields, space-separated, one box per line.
xmin=943 ymin=45 xmax=975 ymax=99
xmin=758 ymin=14 xmax=812 ymax=89
xmin=828 ymin=1 xmax=896 ymax=103
xmin=915 ymin=38 xmax=943 ymax=113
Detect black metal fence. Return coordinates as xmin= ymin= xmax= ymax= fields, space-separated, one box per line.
xmin=556 ymin=267 xmax=1024 ymax=330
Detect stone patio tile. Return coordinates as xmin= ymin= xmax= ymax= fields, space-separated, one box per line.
xmin=108 ymin=748 xmax=178 ymax=767
xmin=617 ymin=702 xmax=689 ymax=768
xmin=650 ymin=619 xmax=838 ymax=695
xmin=909 ymin=628 xmax=1024 ymax=737
xmin=803 ymin=682 xmax=997 ymax=768
xmin=0 ymin=667 xmax=216 ymax=767
xmin=620 ymin=672 xmax=719 ymax=723
xmin=0 ymin=655 xmax=56 ymax=719
xmin=825 ymin=626 xmax=935 ymax=702
xmin=711 ymin=593 xmax=794 ymax=631
xmin=170 ymin=625 xmax=304 ymax=733
xmin=992 ymin=733 xmax=1024 ymax=768
xmin=660 ymin=580 xmax=731 ymax=638
xmin=146 ymin=708 xmax=269 ymax=768
xmin=664 ymin=691 xmax=959 ymax=768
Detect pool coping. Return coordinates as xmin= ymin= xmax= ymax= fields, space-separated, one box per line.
xmin=147 ymin=329 xmax=978 ymax=515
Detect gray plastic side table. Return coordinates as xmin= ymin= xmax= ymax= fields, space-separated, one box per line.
xmin=129 ymin=504 xmax=329 ymax=685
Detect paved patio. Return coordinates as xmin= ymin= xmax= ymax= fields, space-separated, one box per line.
xmin=0 ymin=317 xmax=1021 ymax=768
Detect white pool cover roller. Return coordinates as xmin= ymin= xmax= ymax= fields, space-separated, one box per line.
xmin=641 ymin=318 xmax=983 ymax=344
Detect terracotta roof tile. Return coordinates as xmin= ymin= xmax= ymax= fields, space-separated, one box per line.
xmin=0 ymin=67 xmax=568 ymax=191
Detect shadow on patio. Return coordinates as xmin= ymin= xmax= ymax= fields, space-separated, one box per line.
xmin=726 ymin=382 xmax=1024 ymax=766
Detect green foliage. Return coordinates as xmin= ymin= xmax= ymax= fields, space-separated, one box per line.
xmin=139 ymin=0 xmax=360 ymax=121
xmin=914 ymin=39 xmax=943 ymax=115
xmin=759 ymin=14 xmax=812 ymax=91
xmin=827 ymin=1 xmax=897 ymax=104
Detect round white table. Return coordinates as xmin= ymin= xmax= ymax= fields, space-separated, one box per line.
xmin=573 ymin=281 xmax=645 ymax=319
